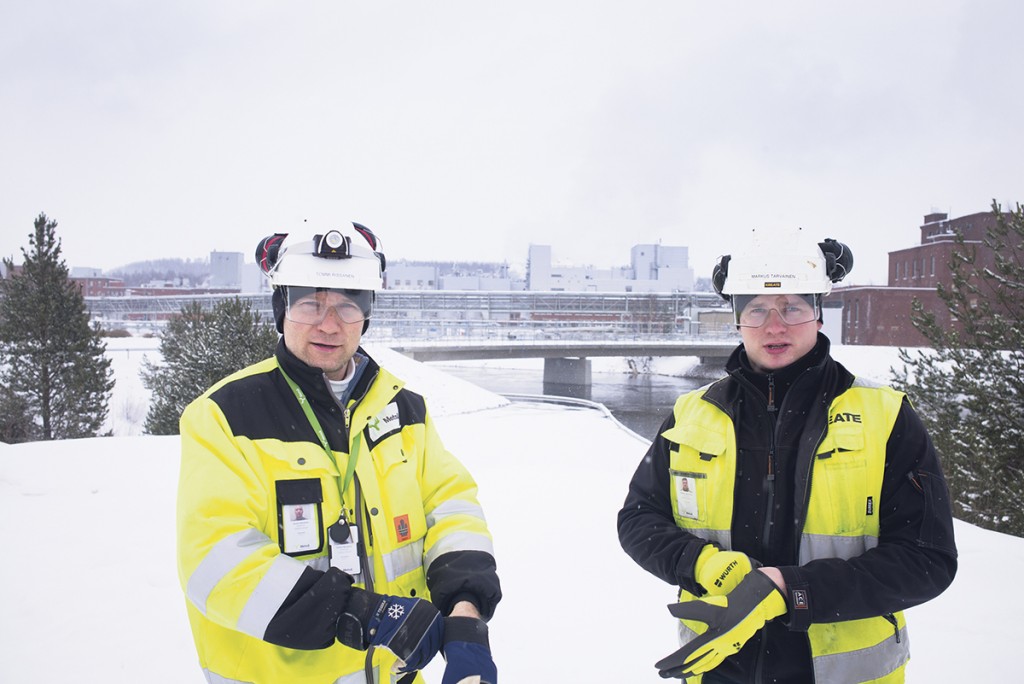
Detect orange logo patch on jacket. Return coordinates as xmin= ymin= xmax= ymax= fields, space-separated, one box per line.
xmin=394 ymin=514 xmax=411 ymax=542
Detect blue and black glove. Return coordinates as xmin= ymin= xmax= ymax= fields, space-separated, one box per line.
xmin=441 ymin=616 xmax=497 ymax=684
xmin=337 ymin=588 xmax=444 ymax=672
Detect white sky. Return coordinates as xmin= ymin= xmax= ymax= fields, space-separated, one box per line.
xmin=2 ymin=1 xmax=1022 ymax=285
xmin=1 ymin=338 xmax=1022 ymax=681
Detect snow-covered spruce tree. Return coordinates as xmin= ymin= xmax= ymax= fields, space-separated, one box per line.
xmin=0 ymin=213 xmax=114 ymax=442
xmin=891 ymin=201 xmax=1024 ymax=537
xmin=142 ymin=297 xmax=278 ymax=435
xmin=0 ymin=388 xmax=34 ymax=443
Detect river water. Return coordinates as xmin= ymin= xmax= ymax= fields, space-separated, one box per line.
xmin=434 ymin=363 xmax=708 ymax=440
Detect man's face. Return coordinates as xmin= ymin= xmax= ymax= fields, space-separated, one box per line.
xmin=282 ymin=289 xmax=364 ymax=380
xmin=737 ymin=293 xmax=822 ymax=373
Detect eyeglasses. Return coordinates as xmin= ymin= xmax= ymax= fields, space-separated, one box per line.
xmin=733 ymin=294 xmax=820 ymax=328
xmin=285 ymin=287 xmax=371 ymax=325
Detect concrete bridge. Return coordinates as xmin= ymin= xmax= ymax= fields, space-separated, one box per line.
xmin=85 ymin=289 xmax=739 ymax=386
xmin=385 ymin=337 xmax=738 ymax=384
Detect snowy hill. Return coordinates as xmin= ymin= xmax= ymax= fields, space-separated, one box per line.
xmin=1 ymin=340 xmax=1020 ymax=682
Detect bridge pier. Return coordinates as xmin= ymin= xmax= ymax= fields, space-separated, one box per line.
xmin=543 ymin=357 xmax=592 ymax=386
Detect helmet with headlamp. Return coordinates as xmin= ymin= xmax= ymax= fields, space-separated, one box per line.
xmin=257 ymin=223 xmax=385 ymax=291
xmin=255 ymin=222 xmax=387 ymax=333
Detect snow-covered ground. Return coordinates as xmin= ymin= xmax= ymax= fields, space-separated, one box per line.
xmin=1 ymin=338 xmax=1020 ymax=682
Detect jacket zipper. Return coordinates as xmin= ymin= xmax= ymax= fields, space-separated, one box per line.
xmin=356 ymin=477 xmax=378 ymax=682
xmin=761 ymin=373 xmax=778 ymax=556
xmin=322 ymin=365 xmax=387 ymax=682
xmin=755 ymin=373 xmax=778 ymax=684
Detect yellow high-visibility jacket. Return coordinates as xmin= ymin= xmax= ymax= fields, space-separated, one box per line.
xmin=664 ymin=380 xmax=911 ymax=682
xmin=619 ymin=337 xmax=957 ymax=684
xmin=177 ymin=342 xmax=500 ymax=684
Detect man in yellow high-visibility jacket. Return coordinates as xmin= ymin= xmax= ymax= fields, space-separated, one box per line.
xmin=177 ymin=223 xmax=500 ymax=684
xmin=618 ymin=232 xmax=957 ymax=683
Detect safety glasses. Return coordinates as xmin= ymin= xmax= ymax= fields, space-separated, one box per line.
xmin=285 ymin=287 xmax=372 ymax=325
xmin=732 ymin=294 xmax=820 ymax=328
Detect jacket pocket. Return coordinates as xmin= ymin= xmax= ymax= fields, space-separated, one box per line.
xmin=664 ymin=422 xmax=729 ymax=528
xmin=814 ymin=429 xmax=868 ymax=535
xmin=275 ymin=478 xmax=325 ymax=557
xmin=915 ymin=469 xmax=957 ymax=554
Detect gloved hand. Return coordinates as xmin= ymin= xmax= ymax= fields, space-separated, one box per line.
xmin=337 ymin=589 xmax=444 ymax=672
xmin=694 ymin=545 xmax=756 ymax=596
xmin=656 ymin=571 xmax=787 ymax=679
xmin=441 ymin=616 xmax=497 ymax=684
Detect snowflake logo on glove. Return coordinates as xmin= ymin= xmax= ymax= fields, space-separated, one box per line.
xmin=388 ymin=604 xmax=406 ymax=620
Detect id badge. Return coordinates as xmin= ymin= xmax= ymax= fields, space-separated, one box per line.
xmin=282 ymin=503 xmax=319 ymax=555
xmin=329 ymin=521 xmax=361 ymax=576
xmin=673 ymin=474 xmax=699 ymax=520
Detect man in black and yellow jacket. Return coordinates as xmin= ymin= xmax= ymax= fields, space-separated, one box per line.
xmin=177 ymin=223 xmax=500 ymax=684
xmin=618 ymin=232 xmax=956 ymax=683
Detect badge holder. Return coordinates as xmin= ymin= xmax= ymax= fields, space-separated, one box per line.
xmin=329 ymin=514 xmax=361 ymax=576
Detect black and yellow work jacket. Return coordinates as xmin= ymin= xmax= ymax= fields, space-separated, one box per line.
xmin=618 ymin=335 xmax=957 ymax=683
xmin=177 ymin=340 xmax=500 ymax=684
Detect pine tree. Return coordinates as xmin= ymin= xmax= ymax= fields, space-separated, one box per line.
xmin=141 ymin=297 xmax=279 ymax=435
xmin=0 ymin=213 xmax=114 ymax=442
xmin=891 ymin=201 xmax=1024 ymax=536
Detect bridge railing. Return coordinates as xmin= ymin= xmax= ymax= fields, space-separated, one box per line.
xmin=361 ymin=320 xmax=739 ymax=343
xmin=84 ymin=290 xmax=738 ymax=340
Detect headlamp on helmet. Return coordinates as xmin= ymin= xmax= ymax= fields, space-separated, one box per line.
xmin=315 ymin=230 xmax=351 ymax=259
xmin=255 ymin=222 xmax=386 ymax=292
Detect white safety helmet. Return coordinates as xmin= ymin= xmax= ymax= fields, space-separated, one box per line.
xmin=713 ymin=228 xmax=852 ymax=299
xmin=256 ymin=222 xmax=387 ymax=333
xmin=256 ymin=223 xmax=385 ymax=292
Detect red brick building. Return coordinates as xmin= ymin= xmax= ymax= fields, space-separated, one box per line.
xmin=71 ymin=274 xmax=127 ymax=297
xmin=832 ymin=211 xmax=1002 ymax=346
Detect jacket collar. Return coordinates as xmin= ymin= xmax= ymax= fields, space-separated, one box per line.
xmin=728 ymin=333 xmax=830 ymax=406
xmin=705 ymin=333 xmax=853 ymax=418
xmin=274 ymin=337 xmax=379 ymax=409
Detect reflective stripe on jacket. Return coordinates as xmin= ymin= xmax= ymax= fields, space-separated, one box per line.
xmin=663 ymin=377 xmax=910 ymax=683
xmin=177 ymin=348 xmax=496 ymax=684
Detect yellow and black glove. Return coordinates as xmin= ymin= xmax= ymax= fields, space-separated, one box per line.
xmin=693 ymin=545 xmax=755 ymax=597
xmin=656 ymin=571 xmax=786 ymax=679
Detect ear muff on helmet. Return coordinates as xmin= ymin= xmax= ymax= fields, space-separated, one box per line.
xmin=818 ymin=238 xmax=854 ymax=283
xmin=352 ymin=222 xmax=387 ymax=274
xmin=712 ymin=254 xmax=732 ymax=301
xmin=256 ymin=233 xmax=288 ymax=275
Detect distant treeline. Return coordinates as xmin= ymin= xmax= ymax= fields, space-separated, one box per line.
xmin=107 ymin=258 xmax=210 ymax=286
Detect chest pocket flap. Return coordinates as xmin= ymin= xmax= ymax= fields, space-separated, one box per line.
xmin=661 ymin=422 xmax=727 ymax=459
xmin=817 ymin=424 xmax=865 ymax=457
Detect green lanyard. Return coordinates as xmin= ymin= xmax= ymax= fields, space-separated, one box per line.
xmin=279 ymin=368 xmax=360 ymax=503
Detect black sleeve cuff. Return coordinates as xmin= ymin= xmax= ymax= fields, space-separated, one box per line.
xmin=426 ymin=550 xmax=502 ymax=621
xmin=264 ymin=567 xmax=356 ymax=650
xmin=778 ymin=566 xmax=813 ymax=632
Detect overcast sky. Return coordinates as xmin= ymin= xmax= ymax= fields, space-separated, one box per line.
xmin=2 ymin=1 xmax=1021 ymax=285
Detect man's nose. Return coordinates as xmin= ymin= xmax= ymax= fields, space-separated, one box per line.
xmin=316 ymin=305 xmax=346 ymax=329
xmin=763 ymin=308 xmax=788 ymax=329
